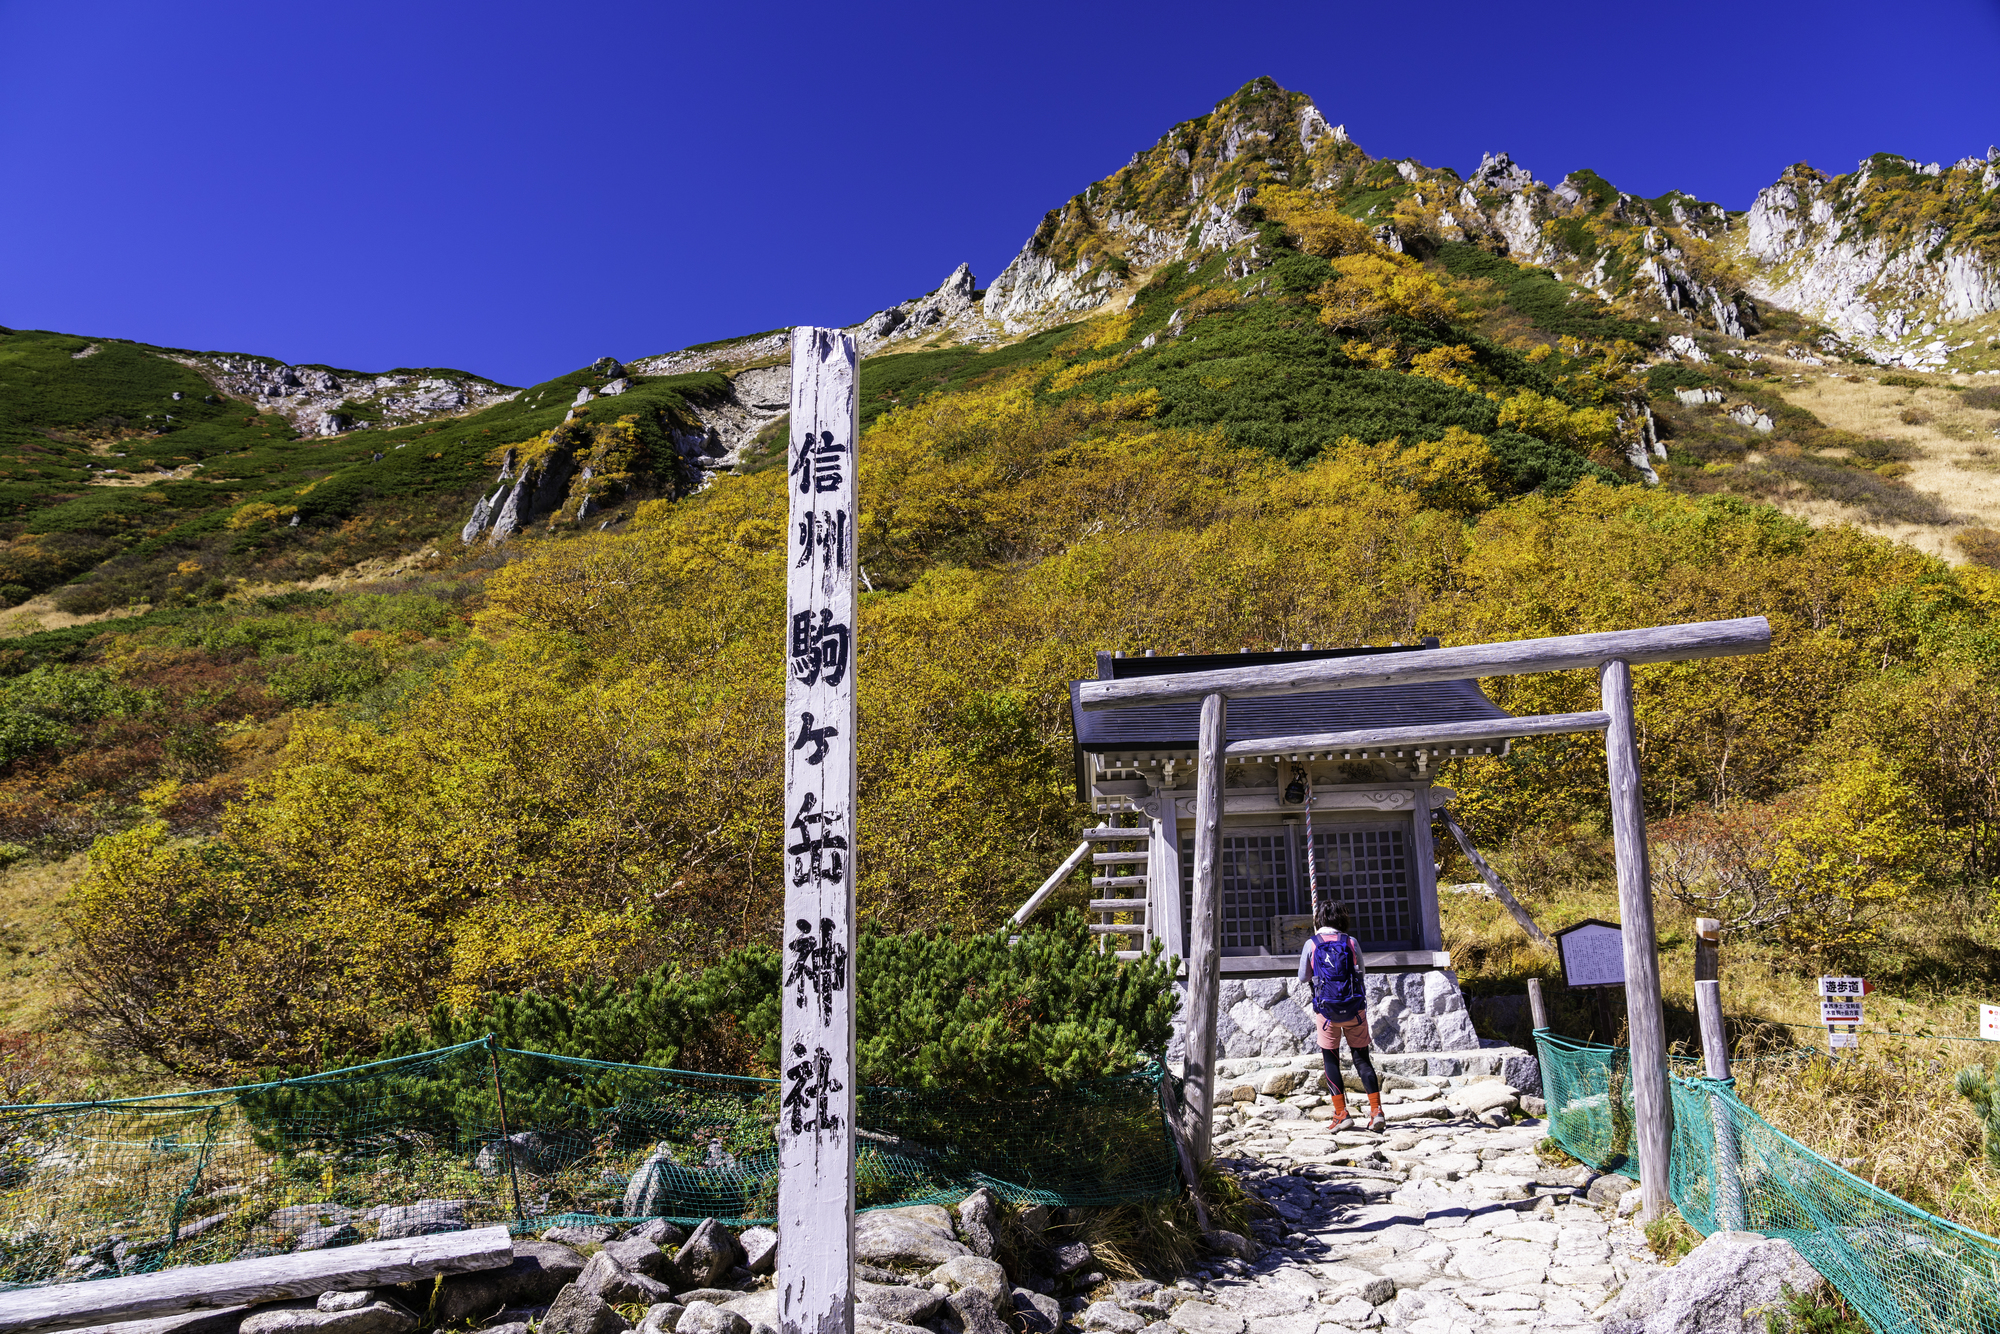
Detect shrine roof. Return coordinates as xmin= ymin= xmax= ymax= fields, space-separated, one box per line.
xmin=1068 ymin=642 xmax=1514 ymax=755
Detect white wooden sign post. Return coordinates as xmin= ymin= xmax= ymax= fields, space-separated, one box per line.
xmin=778 ymin=327 xmax=859 ymax=1334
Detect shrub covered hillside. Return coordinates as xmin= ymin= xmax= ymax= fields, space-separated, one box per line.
xmin=57 ymin=277 xmax=2000 ymax=1079
xmin=0 ymin=328 xmax=722 ymax=614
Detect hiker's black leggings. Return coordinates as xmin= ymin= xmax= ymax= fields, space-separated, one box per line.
xmin=1320 ymin=1017 xmax=1381 ymax=1095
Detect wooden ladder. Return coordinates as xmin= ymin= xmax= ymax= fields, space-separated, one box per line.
xmin=1084 ymin=823 xmax=1151 ymax=961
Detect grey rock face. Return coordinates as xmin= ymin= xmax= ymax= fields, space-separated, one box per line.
xmin=541 ymin=1285 xmax=635 ymax=1334
xmin=580 ymin=1250 xmax=674 ymax=1305
xmin=673 ymin=1218 xmax=742 ymax=1289
xmin=268 ymin=1203 xmax=358 ymax=1233
xmin=1046 ymin=1241 xmax=1093 ymax=1276
xmin=1081 ymin=1301 xmax=1145 ymax=1333
xmin=1599 ymin=1230 xmax=1820 ymax=1334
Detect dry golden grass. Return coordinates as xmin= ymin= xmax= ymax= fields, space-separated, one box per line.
xmin=1440 ymin=833 xmax=2000 ymax=1236
xmin=1771 ymin=371 xmax=2000 ymax=558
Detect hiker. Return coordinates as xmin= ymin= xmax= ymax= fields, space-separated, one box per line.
xmin=1298 ymin=902 xmax=1384 ymax=1132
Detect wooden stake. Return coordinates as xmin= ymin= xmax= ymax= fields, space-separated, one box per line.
xmin=1527 ymin=977 xmax=1549 ymax=1031
xmin=1694 ymin=917 xmax=1721 ymax=983
xmin=779 ymin=327 xmax=859 ymax=1334
xmin=1601 ymin=658 xmax=1672 ymax=1224
xmin=486 ymin=1036 xmax=524 ymax=1220
xmin=1694 ymin=978 xmax=1747 ymax=1231
xmin=1437 ymin=805 xmax=1553 ymax=949
xmin=1184 ymin=692 xmax=1227 ymax=1163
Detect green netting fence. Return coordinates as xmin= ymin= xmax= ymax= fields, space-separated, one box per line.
xmin=1538 ymin=1029 xmax=2000 ymax=1334
xmin=0 ymin=1038 xmax=1179 ymax=1293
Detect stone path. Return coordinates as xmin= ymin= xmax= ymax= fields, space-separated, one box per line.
xmin=1077 ymin=1077 xmax=1663 ymax=1333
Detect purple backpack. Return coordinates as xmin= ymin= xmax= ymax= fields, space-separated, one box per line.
xmin=1310 ymin=931 xmax=1365 ymax=1018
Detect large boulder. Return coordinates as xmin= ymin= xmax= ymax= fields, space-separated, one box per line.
xmin=673 ymin=1219 xmax=744 ymax=1290
xmin=1599 ymin=1231 xmax=1822 ymax=1334
xmin=947 ymin=1289 xmax=1011 ymax=1334
xmin=624 ymin=1146 xmax=675 ymax=1217
xmin=475 ymin=1132 xmax=553 ymax=1178
xmin=855 ymin=1209 xmax=969 ymax=1269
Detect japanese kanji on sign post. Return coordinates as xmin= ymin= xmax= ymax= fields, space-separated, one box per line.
xmin=779 ymin=327 xmax=859 ymax=1334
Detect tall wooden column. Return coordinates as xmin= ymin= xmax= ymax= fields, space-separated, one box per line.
xmin=1601 ymin=659 xmax=1672 ymax=1223
xmin=779 ymin=327 xmax=858 ymax=1334
xmin=1184 ymin=692 xmax=1227 ymax=1162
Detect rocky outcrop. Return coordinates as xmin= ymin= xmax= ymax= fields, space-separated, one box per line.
xmin=1742 ymin=157 xmax=2000 ymax=367
xmin=173 ymin=355 xmax=517 ymax=437
xmin=983 ymin=244 xmax=1127 ymax=333
xmin=851 ymin=263 xmax=986 ymax=351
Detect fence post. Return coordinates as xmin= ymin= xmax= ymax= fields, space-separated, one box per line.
xmin=1601 ymin=658 xmax=1672 ymax=1224
xmin=1528 ymin=977 xmax=1549 ymax=1031
xmin=1184 ymin=691 xmax=1227 ymax=1163
xmin=486 ymin=1036 xmax=525 ymax=1221
xmin=1694 ymin=918 xmax=1721 ymax=983
xmin=1694 ymin=979 xmax=1747 ymax=1231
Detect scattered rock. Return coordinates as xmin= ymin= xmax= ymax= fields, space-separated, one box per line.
xmin=736 ymin=1225 xmax=777 ymax=1275
xmin=1599 ymin=1230 xmax=1819 ymax=1334
xmin=638 ymin=1305 xmax=685 ymax=1334
xmin=624 ymin=1147 xmax=674 ymax=1217
xmin=1012 ymin=1288 xmax=1061 ymax=1334
xmin=674 ymin=1219 xmax=743 ymax=1289
xmin=317 ymin=1293 xmax=376 ymax=1313
xmin=268 ymin=1204 xmax=358 ymax=1234
xmin=373 ymin=1200 xmax=466 ymax=1240
xmin=1319 ymin=1294 xmax=1378 ymax=1326
xmin=1167 ymin=1303 xmax=1245 ymax=1334
xmin=858 ymin=1281 xmax=943 ymax=1325
xmin=1618 ymin=1188 xmax=1644 ymax=1217
xmin=627 ymin=1219 xmax=689 ymax=1248
xmin=1081 ymin=1301 xmax=1145 ymax=1333
xmin=676 ymin=1301 xmax=750 ymax=1334
xmin=947 ymin=1287 xmax=1012 ymax=1334
xmin=425 ymin=1240 xmax=585 ymax=1324
xmin=547 ymin=1223 xmax=618 ymax=1247
xmin=1200 ymin=1231 xmax=1257 ymax=1261
xmin=1045 ymin=1241 xmax=1093 ymax=1276
xmin=956 ymin=1187 xmax=999 ymax=1259
xmin=541 ymin=1285 xmax=634 ymax=1334
xmin=295 ymin=1224 xmax=361 ymax=1252
xmin=604 ymin=1236 xmax=670 ymax=1278
xmin=1586 ymin=1173 xmax=1634 ymax=1207
xmin=925 ymin=1256 xmax=1008 ymax=1316
xmin=239 ymin=1301 xmax=418 ymax=1334
xmin=476 ymin=1132 xmax=552 ymax=1178
xmin=855 ymin=1210 xmax=970 ymax=1267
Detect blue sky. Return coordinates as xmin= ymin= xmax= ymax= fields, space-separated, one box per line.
xmin=2 ymin=0 xmax=1995 ymax=388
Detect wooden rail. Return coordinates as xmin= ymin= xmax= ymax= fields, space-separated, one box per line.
xmin=1223 ymin=711 xmax=1610 ymax=759
xmin=1077 ymin=617 xmax=1771 ymax=710
xmin=0 ymin=1227 xmax=513 ymax=1334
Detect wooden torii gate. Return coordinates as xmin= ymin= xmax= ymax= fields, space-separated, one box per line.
xmin=1076 ymin=615 xmax=1772 ymax=1223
